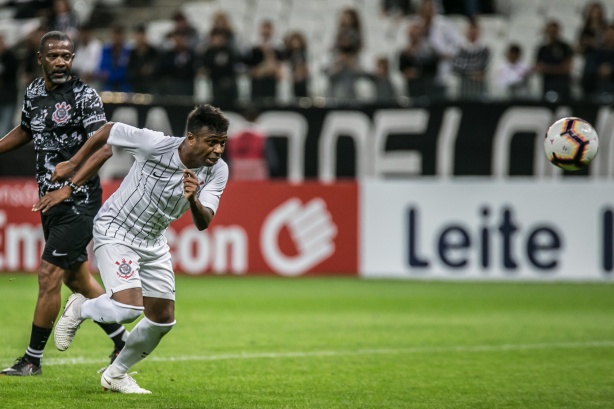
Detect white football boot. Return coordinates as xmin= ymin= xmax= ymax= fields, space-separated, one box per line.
xmin=101 ymin=367 xmax=152 ymax=394
xmin=54 ymin=293 xmax=86 ymax=351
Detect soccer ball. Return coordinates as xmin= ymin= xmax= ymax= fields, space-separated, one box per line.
xmin=544 ymin=117 xmax=599 ymax=171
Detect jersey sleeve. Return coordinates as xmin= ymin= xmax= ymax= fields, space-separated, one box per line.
xmin=79 ymin=86 xmax=107 ymax=137
xmin=20 ymin=90 xmax=31 ymax=133
xmin=198 ymin=161 xmax=228 ymax=215
xmin=108 ymin=123 xmax=180 ymax=160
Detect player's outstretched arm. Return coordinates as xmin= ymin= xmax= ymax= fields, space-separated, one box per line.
xmin=0 ymin=126 xmax=32 ymax=154
xmin=183 ymin=169 xmax=214 ymax=231
xmin=71 ymin=144 xmax=114 ymax=186
xmin=34 ymin=124 xmax=115 ymax=213
xmin=52 ymin=122 xmax=116 ymax=182
xmin=32 ymin=145 xmax=113 ymax=213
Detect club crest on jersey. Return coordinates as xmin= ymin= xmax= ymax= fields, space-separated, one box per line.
xmin=52 ymin=102 xmax=71 ymax=125
xmin=115 ymin=258 xmax=135 ymax=279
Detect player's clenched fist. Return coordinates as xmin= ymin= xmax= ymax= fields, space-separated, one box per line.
xmin=182 ymin=169 xmax=198 ymax=201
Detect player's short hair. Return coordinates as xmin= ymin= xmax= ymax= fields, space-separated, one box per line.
xmin=39 ymin=31 xmax=74 ymax=53
xmin=187 ymin=104 xmax=229 ymax=137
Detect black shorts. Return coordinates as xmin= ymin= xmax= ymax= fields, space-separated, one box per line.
xmin=41 ymin=206 xmax=95 ymax=270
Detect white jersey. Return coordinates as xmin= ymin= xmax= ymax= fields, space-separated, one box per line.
xmin=93 ymin=123 xmax=228 ymax=249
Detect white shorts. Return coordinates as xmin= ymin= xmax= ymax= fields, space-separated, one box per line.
xmin=94 ymin=242 xmax=176 ymax=301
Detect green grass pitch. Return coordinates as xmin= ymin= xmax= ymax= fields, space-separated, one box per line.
xmin=0 ymin=274 xmax=613 ymax=408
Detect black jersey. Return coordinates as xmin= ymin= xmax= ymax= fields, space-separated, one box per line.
xmin=21 ymin=77 xmax=106 ymax=216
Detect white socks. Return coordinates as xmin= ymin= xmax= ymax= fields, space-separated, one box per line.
xmin=81 ymin=293 xmax=144 ymax=324
xmin=111 ymin=317 xmax=175 ymax=374
xmin=79 ymin=294 xmax=174 ymax=375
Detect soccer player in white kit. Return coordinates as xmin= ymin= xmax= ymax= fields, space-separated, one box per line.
xmin=39 ymin=104 xmax=229 ymax=394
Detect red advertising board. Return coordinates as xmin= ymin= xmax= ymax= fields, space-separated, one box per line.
xmin=0 ymin=179 xmax=358 ymax=276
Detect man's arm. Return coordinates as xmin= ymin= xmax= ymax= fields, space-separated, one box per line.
xmin=33 ymin=123 xmax=116 ymax=213
xmin=68 ymin=144 xmax=114 ymax=186
xmin=0 ymin=126 xmax=32 ymax=153
xmin=183 ymin=169 xmax=214 ymax=231
xmin=33 ymin=142 xmax=114 ymax=213
xmin=536 ymin=58 xmax=572 ymax=75
xmin=52 ymin=122 xmax=116 ymax=182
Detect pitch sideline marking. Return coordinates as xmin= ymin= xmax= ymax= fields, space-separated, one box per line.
xmin=19 ymin=340 xmax=614 ymax=367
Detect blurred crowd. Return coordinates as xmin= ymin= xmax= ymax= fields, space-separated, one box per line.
xmin=0 ymin=0 xmax=613 ymax=123
xmin=1 ymin=0 xmax=613 ymax=181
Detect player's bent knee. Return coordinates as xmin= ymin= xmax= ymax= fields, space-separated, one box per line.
xmin=145 ymin=317 xmax=175 ymax=337
xmin=111 ymin=300 xmax=144 ymax=324
xmin=158 ymin=321 xmax=175 ymax=336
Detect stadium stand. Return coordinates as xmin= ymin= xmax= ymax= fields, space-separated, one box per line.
xmin=0 ymin=0 xmax=612 ymax=103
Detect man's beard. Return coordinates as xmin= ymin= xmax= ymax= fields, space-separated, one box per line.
xmin=45 ymin=67 xmax=71 ymax=85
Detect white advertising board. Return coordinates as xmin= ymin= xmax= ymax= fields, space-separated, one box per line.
xmin=361 ymin=180 xmax=614 ymax=281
